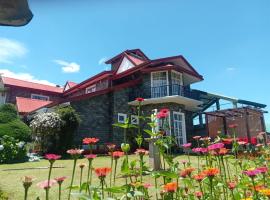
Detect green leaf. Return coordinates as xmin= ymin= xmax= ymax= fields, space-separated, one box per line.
xmin=121 ymin=157 xmax=130 ymax=174
xmin=71 ymin=192 xmax=91 ymax=200
xmin=158 ymin=170 xmax=178 ymax=179
xmin=105 ymin=186 xmax=126 ymax=193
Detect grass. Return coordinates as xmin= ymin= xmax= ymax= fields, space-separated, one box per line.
xmin=0 ymin=154 xmax=199 ymax=200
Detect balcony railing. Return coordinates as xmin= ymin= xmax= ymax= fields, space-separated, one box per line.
xmin=129 ymin=84 xmax=200 ymax=101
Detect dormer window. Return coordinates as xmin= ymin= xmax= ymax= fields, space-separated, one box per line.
xmin=117 ymin=57 xmax=135 ymax=74
xmin=31 ymin=94 xmax=49 ymax=101
xmin=85 ymin=84 xmax=96 ymax=94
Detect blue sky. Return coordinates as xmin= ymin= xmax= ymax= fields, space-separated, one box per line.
xmin=0 ymin=0 xmax=269 ymax=124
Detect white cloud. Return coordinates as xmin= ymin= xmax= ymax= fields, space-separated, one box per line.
xmin=54 ymin=59 xmax=80 ymax=73
xmin=0 ymin=38 xmax=27 ymax=64
xmin=0 ymin=69 xmax=57 ymax=86
xmin=98 ymin=57 xmax=108 ymax=65
xmin=226 ymin=67 xmax=236 ymax=71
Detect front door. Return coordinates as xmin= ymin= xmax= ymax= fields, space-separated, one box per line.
xmin=173 ymin=111 xmax=186 ymax=146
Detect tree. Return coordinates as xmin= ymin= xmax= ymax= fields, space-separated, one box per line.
xmin=56 ymin=105 xmax=81 ymax=154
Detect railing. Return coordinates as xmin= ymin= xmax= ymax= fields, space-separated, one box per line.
xmin=129 ymin=84 xmax=200 ymax=101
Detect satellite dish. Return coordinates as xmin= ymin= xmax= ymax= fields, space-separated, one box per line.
xmin=0 ymin=0 xmax=33 ymax=26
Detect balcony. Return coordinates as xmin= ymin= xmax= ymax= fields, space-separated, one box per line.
xmin=128 ymin=84 xmax=203 ymax=111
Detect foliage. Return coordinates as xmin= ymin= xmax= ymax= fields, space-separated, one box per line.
xmin=30 ymin=112 xmax=62 ymax=153
xmin=0 ymin=135 xmax=27 ymax=164
xmin=56 ymin=105 xmax=81 ymax=154
xmin=0 ymin=103 xmax=31 ymax=141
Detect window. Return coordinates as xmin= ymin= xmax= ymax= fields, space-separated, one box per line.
xmin=173 ymin=111 xmax=186 ymax=146
xmin=118 ymin=113 xmax=127 ymax=123
xmin=171 ymin=71 xmax=183 ymax=95
xmin=31 ymin=94 xmax=49 ymax=101
xmin=151 ymin=71 xmax=169 ymax=98
xmin=85 ymin=84 xmax=96 ymax=94
xmin=131 ymin=115 xmax=139 ymax=125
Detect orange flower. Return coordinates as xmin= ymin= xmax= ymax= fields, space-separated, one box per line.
xmin=163 ymin=182 xmax=177 ymax=193
xmin=259 ymin=189 xmax=270 ymax=196
xmin=202 ymin=168 xmax=219 ymax=178
xmin=193 ymin=173 xmax=206 ymax=182
xmin=180 ymin=167 xmax=195 ymax=178
xmin=95 ymin=167 xmax=111 ymax=178
xmin=218 ymin=148 xmax=229 ymax=155
xmin=83 ymin=137 xmax=99 ymax=145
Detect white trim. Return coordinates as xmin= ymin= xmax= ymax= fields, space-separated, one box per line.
xmin=171 ymin=70 xmax=183 ymax=85
xmin=85 ymin=84 xmax=96 ymax=94
xmin=173 ymin=111 xmax=187 ymax=146
xmin=31 ymin=94 xmax=50 ymax=101
xmin=118 ymin=113 xmax=127 ymax=123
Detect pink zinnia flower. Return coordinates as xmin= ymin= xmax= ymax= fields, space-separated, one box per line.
xmin=37 ymin=180 xmax=57 ymax=190
xmin=193 ymin=136 xmax=201 ymax=140
xmin=54 ymin=177 xmax=67 ymax=185
xmin=143 ymin=183 xmax=152 ymax=189
xmin=84 ymin=154 xmax=97 ymax=160
xmin=208 ymin=143 xmax=224 ymax=151
xmin=67 ymin=149 xmax=83 ymax=159
xmin=157 ymin=108 xmax=169 ymax=119
xmin=257 ymin=166 xmax=268 ymax=174
xmin=44 ymin=154 xmax=61 ymax=161
xmin=192 ymin=148 xmax=208 ymax=154
xmin=112 ymin=151 xmax=124 ymax=159
xmin=135 ymin=148 xmax=149 ymax=156
xmin=238 ymin=141 xmax=248 ymax=145
xmin=83 ymin=137 xmax=99 ymax=145
xmin=243 ymin=169 xmax=261 ymax=178
xmin=182 ymin=143 xmax=192 ymax=149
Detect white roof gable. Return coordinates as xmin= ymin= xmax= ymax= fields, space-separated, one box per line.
xmin=117 ymin=57 xmax=135 ymax=74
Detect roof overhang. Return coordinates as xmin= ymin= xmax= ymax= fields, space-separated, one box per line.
xmin=128 ymin=95 xmax=203 ymax=111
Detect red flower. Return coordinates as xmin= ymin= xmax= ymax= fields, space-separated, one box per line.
xmin=222 ymin=138 xmax=234 ymax=145
xmin=157 ymin=108 xmax=169 ymax=119
xmin=84 ymin=154 xmax=97 ymax=160
xmin=228 ymin=124 xmax=238 ymax=129
xmin=83 ymin=137 xmax=99 ymax=145
xmin=195 ymin=191 xmax=203 ymax=198
xmin=95 ymin=167 xmax=111 ymax=178
xmin=44 ymin=154 xmax=61 ymax=161
xmin=135 ymin=148 xmax=149 ymax=156
xmin=112 ymin=151 xmax=124 ymax=159
xmin=227 ymin=181 xmax=237 ymax=190
xmin=135 ymin=97 xmax=144 ymax=102
xmin=54 ymin=177 xmax=67 ymax=185
xmin=163 ymin=182 xmax=177 ymax=193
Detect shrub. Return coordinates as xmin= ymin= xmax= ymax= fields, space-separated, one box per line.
xmin=30 ymin=112 xmax=62 ymax=153
xmin=56 ymin=105 xmax=81 ymax=154
xmin=0 ymin=135 xmax=27 ymax=164
xmin=0 ymin=103 xmax=31 ymax=141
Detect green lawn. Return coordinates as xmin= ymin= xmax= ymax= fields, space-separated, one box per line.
xmin=0 ymin=155 xmax=198 ymax=200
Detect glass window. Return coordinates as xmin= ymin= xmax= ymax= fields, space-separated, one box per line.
xmin=85 ymin=84 xmax=96 ymax=94
xmin=31 ymin=94 xmax=49 ymax=101
xmin=118 ymin=113 xmax=127 ymax=123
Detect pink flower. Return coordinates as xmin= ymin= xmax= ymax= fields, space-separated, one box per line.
xmin=67 ymin=149 xmax=83 ymax=159
xmin=257 ymin=166 xmax=268 ymax=174
xmin=243 ymin=169 xmax=261 ymax=178
xmin=238 ymin=141 xmax=247 ymax=145
xmin=157 ymin=108 xmax=169 ymax=119
xmin=135 ymin=148 xmax=149 ymax=156
xmin=193 ymin=136 xmax=201 ymax=140
xmin=37 ymin=180 xmax=57 ymax=190
xmin=182 ymin=143 xmax=192 ymax=149
xmin=143 ymin=183 xmax=152 ymax=189
xmin=192 ymin=148 xmax=208 ymax=154
xmin=228 ymin=124 xmax=238 ymax=129
xmin=44 ymin=154 xmax=61 ymax=161
xmin=54 ymin=177 xmax=67 ymax=185
xmin=84 ymin=154 xmax=97 ymax=160
xmin=208 ymin=143 xmax=224 ymax=151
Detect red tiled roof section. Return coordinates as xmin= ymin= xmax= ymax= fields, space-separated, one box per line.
xmin=16 ymin=97 xmax=53 ymax=114
xmin=2 ymin=77 xmax=63 ymax=93
xmin=67 ymin=81 xmax=77 ymax=88
xmin=126 ymin=54 xmax=145 ymax=65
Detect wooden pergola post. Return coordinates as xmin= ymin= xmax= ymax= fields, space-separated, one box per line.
xmin=244 ymin=108 xmax=251 ymax=143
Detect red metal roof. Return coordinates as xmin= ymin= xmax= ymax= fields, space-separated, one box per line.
xmin=2 ymin=77 xmax=63 ymax=93
xmin=67 ymin=81 xmax=77 ymax=88
xmin=126 ymin=54 xmax=145 ymax=65
xmin=16 ymin=97 xmax=53 ymax=115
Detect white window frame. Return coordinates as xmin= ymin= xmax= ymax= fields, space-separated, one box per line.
xmin=118 ymin=113 xmax=127 ymax=123
xmin=85 ymin=84 xmax=96 ymax=94
xmin=171 ymin=70 xmax=183 ymax=85
xmin=173 ymin=111 xmax=187 ymax=146
xmin=131 ymin=115 xmax=139 ymax=125
xmin=31 ymin=94 xmax=50 ymax=101
xmin=150 ymin=71 xmax=169 ymax=98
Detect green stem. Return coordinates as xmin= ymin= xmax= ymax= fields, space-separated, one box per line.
xmin=45 ymin=188 xmax=49 ymax=200
xmin=101 ymin=179 xmax=105 ymax=199
xmin=114 ymin=159 xmax=118 ymax=185
xmin=46 ymin=162 xmax=53 ymax=200
xmin=24 ymin=187 xmax=28 ymax=200
xmin=110 ymin=155 xmax=113 ymax=187
xmin=252 ymin=178 xmax=259 ymax=200
xmin=140 ymin=155 xmax=143 ymax=183
xmin=58 ymin=184 xmax=62 ymax=200
xmin=79 ymin=168 xmax=83 ymax=192
xmin=68 ymin=159 xmax=77 ymax=200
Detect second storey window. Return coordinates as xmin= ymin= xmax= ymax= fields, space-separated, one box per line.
xmin=31 ymin=94 xmax=50 ymax=101
xmin=151 ymin=71 xmax=168 ymax=98
xmin=171 ymin=71 xmax=183 ymax=95
xmin=85 ymin=84 xmax=96 ymax=94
